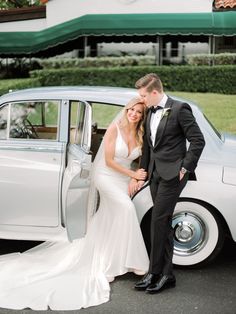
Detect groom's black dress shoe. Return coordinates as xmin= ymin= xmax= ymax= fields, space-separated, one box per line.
xmin=146 ymin=274 xmax=176 ymax=294
xmin=134 ymin=273 xmax=159 ymax=291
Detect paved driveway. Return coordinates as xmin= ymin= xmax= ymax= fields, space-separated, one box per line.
xmin=0 ymin=238 xmax=235 ymax=314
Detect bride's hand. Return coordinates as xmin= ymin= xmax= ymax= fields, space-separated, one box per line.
xmin=133 ymin=168 xmax=147 ymax=181
xmin=128 ymin=178 xmax=138 ymax=196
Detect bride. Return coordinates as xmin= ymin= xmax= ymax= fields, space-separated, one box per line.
xmin=0 ymin=97 xmax=149 ymax=311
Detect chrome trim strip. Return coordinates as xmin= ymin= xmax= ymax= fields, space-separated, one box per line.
xmin=59 ymin=100 xmax=69 ymax=142
xmin=6 ymin=104 xmax=10 ymax=139
xmin=0 ymin=143 xmax=63 ymax=153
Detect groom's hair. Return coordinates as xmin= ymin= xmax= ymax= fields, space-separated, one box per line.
xmin=135 ymin=73 xmax=163 ymax=93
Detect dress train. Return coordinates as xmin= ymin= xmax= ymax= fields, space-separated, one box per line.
xmin=0 ymin=124 xmax=149 ymax=310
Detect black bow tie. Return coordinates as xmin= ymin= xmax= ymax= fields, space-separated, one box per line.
xmin=150 ymin=106 xmax=162 ymax=113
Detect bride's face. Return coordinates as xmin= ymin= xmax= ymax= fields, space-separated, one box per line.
xmin=127 ymin=103 xmax=144 ymax=124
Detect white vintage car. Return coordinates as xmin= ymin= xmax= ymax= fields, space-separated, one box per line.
xmin=0 ymin=86 xmax=235 ymax=268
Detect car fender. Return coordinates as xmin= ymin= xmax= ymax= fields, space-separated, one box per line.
xmin=181 ymin=180 xmax=236 ymax=241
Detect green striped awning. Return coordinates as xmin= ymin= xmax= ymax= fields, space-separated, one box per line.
xmin=0 ymin=11 xmax=235 ymax=55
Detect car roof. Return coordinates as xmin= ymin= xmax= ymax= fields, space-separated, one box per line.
xmin=0 ymin=86 xmax=138 ymax=106
xmin=0 ymin=85 xmax=200 ymax=111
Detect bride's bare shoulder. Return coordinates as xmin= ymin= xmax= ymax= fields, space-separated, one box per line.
xmin=106 ymin=122 xmax=119 ymax=133
xmin=105 ymin=123 xmax=118 ymax=140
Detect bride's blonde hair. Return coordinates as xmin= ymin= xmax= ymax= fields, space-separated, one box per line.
xmin=119 ymin=97 xmax=146 ymax=147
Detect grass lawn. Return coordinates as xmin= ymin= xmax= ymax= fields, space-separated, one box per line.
xmin=169 ymin=92 xmax=236 ymax=135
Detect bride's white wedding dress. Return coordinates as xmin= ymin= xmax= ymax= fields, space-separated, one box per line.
xmin=0 ymin=124 xmax=149 ymax=311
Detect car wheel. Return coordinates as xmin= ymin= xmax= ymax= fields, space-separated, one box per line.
xmin=172 ymin=201 xmax=225 ymax=267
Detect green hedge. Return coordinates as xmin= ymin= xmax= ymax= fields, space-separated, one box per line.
xmin=0 ymin=78 xmax=41 ymax=96
xmin=1 ymin=65 xmax=235 ymax=96
xmin=30 ymin=65 xmax=236 ymax=94
xmin=0 ymin=58 xmax=42 ymax=79
xmin=186 ymin=53 xmax=236 ymax=66
xmin=1 ymin=54 xmax=235 ymax=80
xmin=38 ymin=56 xmax=156 ymax=69
xmin=39 ymin=53 xmax=236 ymax=69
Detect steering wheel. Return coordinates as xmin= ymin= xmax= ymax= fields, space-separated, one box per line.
xmin=23 ymin=118 xmax=39 ymax=139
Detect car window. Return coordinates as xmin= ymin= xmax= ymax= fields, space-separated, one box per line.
xmin=0 ymin=105 xmax=8 ymax=139
xmin=203 ymin=114 xmax=222 ymax=140
xmin=0 ymin=101 xmax=59 ymax=140
xmin=88 ymin=102 xmax=122 ymax=160
xmin=91 ymin=102 xmax=122 ymax=128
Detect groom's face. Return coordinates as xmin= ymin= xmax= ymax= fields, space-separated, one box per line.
xmin=138 ymin=87 xmax=159 ymax=108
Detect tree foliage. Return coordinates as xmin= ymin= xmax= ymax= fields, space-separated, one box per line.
xmin=0 ymin=0 xmax=41 ymax=9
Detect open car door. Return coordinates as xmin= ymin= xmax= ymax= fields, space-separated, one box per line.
xmin=0 ymin=100 xmax=62 ymax=232
xmin=62 ymin=100 xmax=92 ymax=242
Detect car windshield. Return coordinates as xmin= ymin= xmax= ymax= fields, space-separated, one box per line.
xmin=203 ymin=114 xmax=222 ymax=140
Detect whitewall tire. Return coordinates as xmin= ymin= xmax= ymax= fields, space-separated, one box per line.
xmin=172 ymin=201 xmax=224 ymax=267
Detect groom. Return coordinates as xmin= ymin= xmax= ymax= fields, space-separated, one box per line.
xmin=133 ymin=73 xmax=205 ymax=294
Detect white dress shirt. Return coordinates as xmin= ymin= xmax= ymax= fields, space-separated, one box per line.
xmin=150 ymin=93 xmax=168 ymax=146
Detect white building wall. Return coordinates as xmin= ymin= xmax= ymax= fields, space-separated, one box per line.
xmin=0 ymin=0 xmax=213 ymax=31
xmin=47 ymin=0 xmax=213 ymax=27
xmin=0 ymin=18 xmax=46 ymax=32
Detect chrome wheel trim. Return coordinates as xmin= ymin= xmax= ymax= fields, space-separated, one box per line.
xmin=173 ymin=212 xmax=207 ymax=256
xmin=173 ymin=202 xmax=219 ymax=266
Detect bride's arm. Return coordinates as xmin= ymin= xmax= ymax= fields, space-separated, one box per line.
xmin=104 ymin=124 xmax=146 ymax=180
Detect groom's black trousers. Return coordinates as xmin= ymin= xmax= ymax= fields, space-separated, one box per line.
xmin=149 ymin=167 xmax=188 ymax=276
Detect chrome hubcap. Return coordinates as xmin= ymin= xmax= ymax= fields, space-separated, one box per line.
xmin=175 ymin=222 xmax=194 ymax=242
xmin=172 ymin=212 xmax=206 ymax=256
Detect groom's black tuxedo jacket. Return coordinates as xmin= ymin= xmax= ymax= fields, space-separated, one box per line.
xmin=140 ymin=96 xmax=205 ymax=180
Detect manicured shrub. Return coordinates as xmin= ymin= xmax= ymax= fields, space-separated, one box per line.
xmin=30 ymin=65 xmax=236 ymax=94
xmin=0 ymin=78 xmax=41 ymax=96
xmin=186 ymin=53 xmax=236 ymax=66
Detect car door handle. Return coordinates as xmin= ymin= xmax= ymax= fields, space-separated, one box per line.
xmin=80 ymin=168 xmax=89 ymax=179
xmin=72 ymin=160 xmax=89 ymax=178
xmin=78 ymin=161 xmax=90 ymax=178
